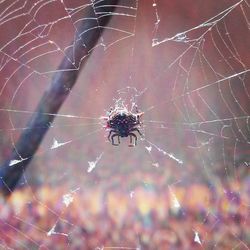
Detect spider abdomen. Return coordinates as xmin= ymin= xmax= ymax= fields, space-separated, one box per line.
xmin=110 ymin=114 xmax=134 ymax=137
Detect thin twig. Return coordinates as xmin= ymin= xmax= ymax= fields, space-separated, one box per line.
xmin=0 ymin=0 xmax=119 ymax=197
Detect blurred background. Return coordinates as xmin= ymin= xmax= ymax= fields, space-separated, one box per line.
xmin=0 ymin=0 xmax=249 ymax=249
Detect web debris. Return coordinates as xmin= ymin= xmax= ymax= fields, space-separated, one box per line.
xmin=51 ymin=138 xmax=71 ymax=149
xmin=87 ymin=152 xmax=104 ymax=173
xmin=9 ymin=158 xmax=28 ymax=167
xmin=194 ymin=231 xmax=202 ymax=245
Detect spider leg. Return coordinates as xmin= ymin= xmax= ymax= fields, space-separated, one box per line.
xmin=128 ymin=133 xmax=137 ymax=147
xmin=130 ymin=128 xmax=143 ymax=136
xmin=108 ymin=129 xmax=115 ymax=142
xmin=111 ymin=133 xmax=120 ymax=146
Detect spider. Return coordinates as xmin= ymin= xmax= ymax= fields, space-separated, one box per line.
xmin=102 ymin=107 xmax=144 ymax=146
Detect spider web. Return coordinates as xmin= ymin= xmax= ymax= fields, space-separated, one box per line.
xmin=0 ymin=0 xmax=249 ymax=249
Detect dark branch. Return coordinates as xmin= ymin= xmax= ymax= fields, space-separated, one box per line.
xmin=0 ymin=0 xmax=119 ymax=197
